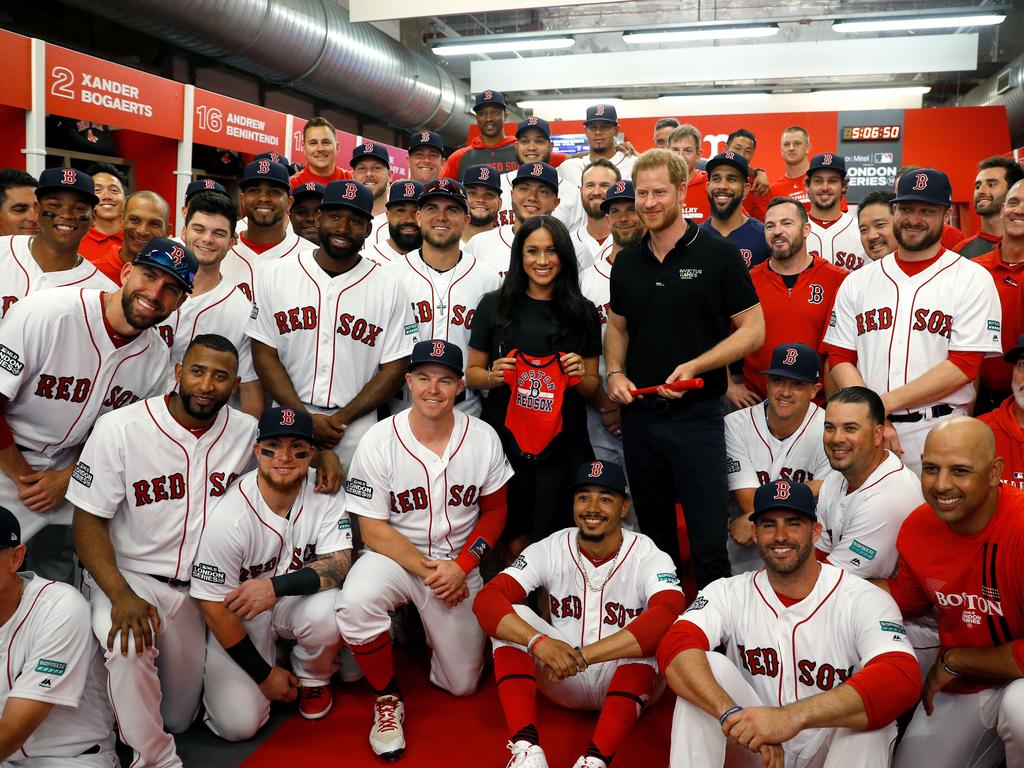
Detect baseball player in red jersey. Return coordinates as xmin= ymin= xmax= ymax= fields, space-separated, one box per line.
xmin=804 ymin=154 xmax=866 ymax=271
xmin=954 ymin=157 xmax=1023 ymax=260
xmin=473 ymin=461 xmax=685 ymax=768
xmin=1 ymin=168 xmax=115 ymax=320
xmin=86 ymin=191 xmax=170 ymax=285
xmin=440 ymin=90 xmax=520 ymax=183
xmin=337 ymin=340 xmax=512 ymax=760
xmin=979 ymin=335 xmax=1024 ymax=488
xmin=769 ymin=127 xmax=812 ymax=210
xmin=667 ymin=124 xmax=711 ymax=224
xmin=659 ymin=480 xmax=921 ymax=768
xmin=290 ymin=117 xmax=352 ymax=187
xmin=873 ymin=419 xmax=1024 ymax=767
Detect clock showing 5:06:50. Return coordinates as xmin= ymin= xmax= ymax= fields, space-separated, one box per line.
xmin=841 ymin=125 xmax=902 ymax=141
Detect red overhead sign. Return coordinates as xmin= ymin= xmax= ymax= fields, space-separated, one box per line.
xmin=0 ymin=30 xmax=32 ymax=110
xmin=193 ymin=89 xmax=287 ymax=153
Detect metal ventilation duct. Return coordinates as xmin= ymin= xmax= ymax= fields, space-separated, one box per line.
xmin=62 ymin=0 xmax=474 ymax=143
xmin=957 ymin=53 xmax=1024 ymax=147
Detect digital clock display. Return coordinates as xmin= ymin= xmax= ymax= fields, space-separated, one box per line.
xmin=841 ymin=125 xmax=902 ymax=142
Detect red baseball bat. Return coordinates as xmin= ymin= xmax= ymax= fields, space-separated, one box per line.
xmin=629 ymin=378 xmax=704 ymax=396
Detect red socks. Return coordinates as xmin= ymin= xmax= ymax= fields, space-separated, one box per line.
xmin=494 ymin=646 xmax=538 ymax=737
xmin=592 ymin=663 xmax=656 ymax=758
xmin=349 ymin=632 xmax=396 ymax=694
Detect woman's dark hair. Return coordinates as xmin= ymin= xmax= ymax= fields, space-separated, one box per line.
xmin=496 ymin=214 xmax=595 ymax=350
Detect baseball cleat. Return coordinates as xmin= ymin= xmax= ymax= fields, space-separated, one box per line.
xmin=570 ymin=757 xmax=607 ymax=768
xmin=298 ymin=685 xmax=333 ymax=720
xmin=505 ymin=740 xmax=548 ymax=767
xmin=370 ymin=695 xmax=406 ymax=760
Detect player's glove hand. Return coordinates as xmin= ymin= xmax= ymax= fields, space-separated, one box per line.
xmin=313 ymin=449 xmax=345 ymax=493
xmin=18 ymin=465 xmax=74 ymax=513
xmin=108 ymin=590 xmax=161 ymax=657
xmin=723 ymin=706 xmax=801 ymax=752
xmin=922 ymin=654 xmax=958 ymax=716
xmin=311 ymin=414 xmax=346 ymax=449
xmin=751 ymin=169 xmax=771 ymax=197
xmin=259 ymin=667 xmax=300 ymax=703
xmin=533 ymin=637 xmax=587 ymax=682
xmin=421 ymin=558 xmax=467 ymax=602
xmin=225 ymin=578 xmax=277 ymax=620
xmin=729 ymin=515 xmax=756 ymax=547
xmin=725 ymin=378 xmax=762 ymax=410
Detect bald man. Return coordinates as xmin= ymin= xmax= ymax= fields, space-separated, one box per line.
xmin=872 ymin=418 xmax=1024 ymax=767
xmin=87 ymin=191 xmax=170 ymax=283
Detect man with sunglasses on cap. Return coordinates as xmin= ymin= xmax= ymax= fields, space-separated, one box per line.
xmin=362 ymin=180 xmax=423 ymax=266
xmin=191 ymin=406 xmax=351 ymax=737
xmin=659 ymin=479 xmax=920 ymax=768
xmin=249 ymin=179 xmax=417 ymax=470
xmin=338 ymin=339 xmax=512 ymax=760
xmin=1 ymin=167 xmax=115 ymax=321
xmin=474 ymin=460 xmax=684 ymax=768
xmin=0 ymin=237 xmax=189 ymax=583
xmin=0 ymin=505 xmax=118 ymax=766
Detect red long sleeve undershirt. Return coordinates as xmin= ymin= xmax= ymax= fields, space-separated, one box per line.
xmin=455 ymin=486 xmax=507 ymax=574
xmin=825 ymin=345 xmax=983 ymax=382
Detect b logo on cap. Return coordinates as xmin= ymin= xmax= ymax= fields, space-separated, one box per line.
xmin=527 ymin=116 xmax=539 ymax=126
xmin=403 ymin=182 xmax=416 ymax=197
xmin=363 ymin=143 xmax=375 ymax=153
xmin=430 ymin=341 xmax=445 ymax=357
xmin=420 ymin=131 xmax=430 ymax=143
xmin=257 ymin=160 xmax=271 ymax=175
xmin=774 ymin=481 xmax=791 ymax=500
xmin=270 ymin=152 xmax=282 ymax=163
xmin=438 ymin=178 xmax=449 ymax=189
xmin=479 ymin=167 xmax=490 ymax=180
xmin=168 ymin=246 xmax=186 ymax=266
xmin=725 ymin=151 xmax=735 ymax=160
xmin=483 ymin=90 xmax=493 ymax=101
xmin=305 ymin=182 xmax=317 ymax=191
xmin=913 ymin=173 xmax=929 ymax=191
xmin=530 ymin=163 xmax=543 ymax=177
xmin=595 ymin=105 xmax=605 ymax=116
xmin=613 ymin=180 xmax=626 ymax=194
xmin=281 ymin=408 xmax=295 ymax=426
xmin=783 ymin=348 xmax=799 ymax=366
xmin=61 ymin=168 xmax=76 ymax=185
xmin=203 ymin=179 xmax=215 ymax=189
xmin=588 ymin=462 xmax=604 ymax=478
xmin=823 ymin=153 xmax=833 ymax=165
xmin=343 ymin=183 xmax=358 ymax=200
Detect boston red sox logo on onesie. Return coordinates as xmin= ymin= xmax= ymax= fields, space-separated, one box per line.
xmin=61 ymin=168 xmax=77 ymax=185
xmin=774 ymin=480 xmax=791 ymax=500
xmin=280 ymin=408 xmax=296 ymax=426
xmin=913 ymin=173 xmax=929 ymax=191
xmin=430 ymin=341 xmax=445 ymax=358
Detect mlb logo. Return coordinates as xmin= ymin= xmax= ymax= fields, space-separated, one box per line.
xmin=874 ymin=152 xmax=894 ymax=164
xmin=1014 ymin=472 xmax=1023 ymax=480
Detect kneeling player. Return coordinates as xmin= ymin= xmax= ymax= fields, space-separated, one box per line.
xmin=659 ymin=480 xmax=920 ymax=768
xmin=473 ymin=461 xmax=685 ymax=768
xmin=190 ymin=407 xmax=351 ymax=741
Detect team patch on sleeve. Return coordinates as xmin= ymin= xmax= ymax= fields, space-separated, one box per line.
xmin=192 ymin=562 xmax=226 ymax=584
xmin=685 ymin=595 xmax=708 ymax=613
xmin=880 ymin=620 xmax=907 ymax=638
xmin=404 ymin=323 xmax=418 ymax=336
xmin=34 ymin=658 xmax=67 ymax=676
xmin=657 ymin=572 xmax=681 ymax=585
xmin=0 ymin=345 xmax=24 ymax=376
xmin=250 ymin=304 xmax=259 ymax=320
xmin=468 ymin=537 xmax=490 ymax=561
xmin=338 ymin=518 xmax=352 ymax=531
xmin=71 ymin=461 xmax=94 ymax=488
xmin=849 ymin=540 xmax=877 ymax=560
xmin=344 ymin=478 xmax=373 ymax=499
xmin=829 ymin=310 xmax=837 ymax=328
xmin=988 ymin=320 xmax=1001 ymax=332
xmin=726 ymin=457 xmax=741 ymax=474
xmin=511 ymin=554 xmax=527 ymax=570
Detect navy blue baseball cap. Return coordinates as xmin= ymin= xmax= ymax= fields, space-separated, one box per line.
xmin=0 ymin=507 xmax=20 ymax=549
xmin=516 ymin=116 xmax=551 ymax=139
xmin=320 ymin=180 xmax=374 ymax=219
xmin=408 ymin=130 xmax=444 ymax=153
xmin=419 ymin=177 xmax=468 ymax=212
xmin=761 ymin=342 xmax=821 ymax=383
xmin=35 ymin=167 xmax=98 ymax=207
xmin=570 ymin=460 xmax=628 ymax=496
xmin=706 ymin=151 xmax=750 ymax=179
xmin=387 ymin=179 xmax=424 ymax=207
xmin=584 ymin=104 xmax=618 ymax=125
xmin=291 ymin=180 xmax=326 ymax=203
xmin=806 ymin=153 xmax=847 ymax=179
xmin=1004 ymin=334 xmax=1024 ymax=364
xmin=892 ymin=167 xmax=953 ymax=208
xmin=463 ymin=164 xmax=501 ymax=192
xmin=185 ymin=178 xmax=228 ymax=203
xmin=133 ymin=237 xmax=198 ymax=293
xmin=751 ymin=480 xmax=816 ymax=522
xmin=409 ymin=339 xmax=464 ymax=377
xmin=474 ymin=89 xmax=507 ymax=111
xmin=239 ymin=159 xmax=291 ymax=191
xmin=512 ymin=162 xmax=559 ymax=194
xmin=256 ymin=407 xmax=314 ymax=443
xmin=600 ymin=179 xmax=635 ymax=213
xmin=254 ymin=151 xmax=288 ymax=168
xmin=351 ymin=141 xmax=391 ymax=169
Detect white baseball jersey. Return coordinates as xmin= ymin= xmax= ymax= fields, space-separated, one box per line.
xmin=808 ymin=212 xmax=866 ymax=272
xmin=247 ymin=252 xmax=416 ymax=409
xmin=824 ymin=248 xmax=1002 ymax=412
xmin=364 ymin=239 xmax=404 ymax=267
xmin=679 ymin=564 xmax=914 ymax=756
xmin=724 ymin=403 xmax=832 ymax=491
xmin=497 ymin=172 xmax=584 ymax=233
xmin=816 ymin=450 xmax=923 ymax=578
xmin=0 ymin=235 xmax=116 ymax=319
xmin=344 ymin=408 xmax=513 ymax=559
xmin=0 ymin=575 xmax=113 ymax=760
xmin=367 ymin=211 xmax=389 ymax=249
xmin=0 ymin=288 xmax=169 ymax=463
xmin=65 ymin=396 xmax=257 ymax=581
xmin=157 ymin=277 xmax=258 ymax=385
xmin=190 ymin=469 xmax=352 ymax=601
xmin=570 ymin=225 xmax=611 ymax=273
xmin=220 ymin=232 xmax=315 ymax=301
xmin=579 ymin=257 xmax=623 ymax=458
xmin=462 ymin=224 xmax=515 ymax=277
xmin=558 ymin=151 xmax=635 ymax=189
xmin=501 ymin=528 xmax=681 ymax=647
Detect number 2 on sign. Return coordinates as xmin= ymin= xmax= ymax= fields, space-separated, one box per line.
xmin=50 ymin=67 xmax=75 ymax=99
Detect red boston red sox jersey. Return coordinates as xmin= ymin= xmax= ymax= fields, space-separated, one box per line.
xmin=246 ymin=251 xmax=416 ymax=410
xmin=808 ymin=212 xmax=866 ymax=272
xmin=220 ymin=231 xmax=316 ymax=301
xmin=502 ymin=349 xmax=580 ymax=457
xmin=343 ymin=408 xmax=513 ymax=559
xmin=65 ymin=395 xmax=257 ymax=581
xmin=724 ymin=402 xmax=832 ymax=491
xmin=190 ymin=468 xmax=352 ymax=601
xmin=0 ymin=288 xmax=169 ymax=462
xmin=824 ymin=249 xmax=1002 ymax=413
xmin=0 ymin=234 xmax=116 ymax=319
xmin=502 ymin=528 xmax=682 ymax=646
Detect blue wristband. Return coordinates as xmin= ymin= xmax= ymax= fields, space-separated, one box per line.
xmin=719 ymin=705 xmax=743 ymax=725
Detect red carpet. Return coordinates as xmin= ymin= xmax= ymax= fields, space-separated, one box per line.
xmin=243 ymin=647 xmax=675 ymax=767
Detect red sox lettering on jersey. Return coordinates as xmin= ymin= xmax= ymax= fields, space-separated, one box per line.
xmin=271 ymin=305 xmax=384 ymax=347
xmin=807 ymin=212 xmax=866 ymax=271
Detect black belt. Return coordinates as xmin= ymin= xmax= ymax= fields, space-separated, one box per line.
xmin=888 ymin=404 xmax=955 ymax=423
xmin=149 ymin=574 xmax=190 ymax=588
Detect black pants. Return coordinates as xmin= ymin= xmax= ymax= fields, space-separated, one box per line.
xmin=621 ymin=398 xmax=730 ymax=588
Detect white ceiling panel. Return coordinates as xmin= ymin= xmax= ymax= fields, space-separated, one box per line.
xmin=349 ymin=0 xmax=622 ymax=23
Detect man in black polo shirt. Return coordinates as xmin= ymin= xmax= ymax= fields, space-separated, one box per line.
xmin=605 ymin=149 xmax=764 ymax=586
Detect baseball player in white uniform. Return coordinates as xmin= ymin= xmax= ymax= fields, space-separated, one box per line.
xmin=804 ymin=154 xmax=866 ymax=272
xmin=337 ymin=340 xmax=513 ymax=760
xmin=557 ymin=105 xmax=635 ymax=190
xmin=190 ymin=407 xmax=351 ymax=739
xmin=387 ymin=178 xmax=500 ymax=417
xmin=1 ymin=168 xmax=115 ymax=320
xmin=659 ymin=480 xmax=922 ymax=768
xmin=0 ymin=506 xmax=117 ymax=767
xmin=362 ymin=180 xmax=423 ymax=266
xmin=569 ymin=159 xmax=620 ymax=270
xmin=824 ymin=168 xmax=1003 ymax=476
xmin=725 ymin=344 xmax=833 ymax=573
xmin=220 ymin=160 xmax=316 ymax=301
xmin=473 ymin=460 xmax=685 ymax=768
xmin=248 ymin=179 xmax=416 ymax=471
xmin=0 ymin=238 xmax=189 ymax=583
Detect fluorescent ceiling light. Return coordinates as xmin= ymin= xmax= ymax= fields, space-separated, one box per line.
xmin=624 ymin=25 xmax=778 ymax=44
xmin=656 ymin=92 xmax=772 ymax=104
xmin=812 ymin=85 xmax=931 ymax=96
xmin=833 ymin=13 xmax=1005 ymax=33
xmin=432 ymin=37 xmax=574 ymax=56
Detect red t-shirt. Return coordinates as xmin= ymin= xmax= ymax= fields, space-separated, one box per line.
xmin=87 ymin=242 xmax=129 ymax=284
xmin=768 ymin=174 xmax=848 ymax=212
xmin=290 ymin=166 xmax=350 ymax=186
xmin=973 ymin=245 xmax=1024 ymax=392
xmin=941 ymin=223 xmax=966 ymax=251
xmin=502 ymin=350 xmax=579 ymax=457
xmin=682 ymin=170 xmax=711 ymax=224
xmin=78 ymin=227 xmax=123 ymax=265
xmin=978 ymin=397 xmax=1024 ymax=489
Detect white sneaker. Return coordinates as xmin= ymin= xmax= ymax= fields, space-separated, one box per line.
xmin=369 ymin=695 xmax=405 ymax=760
xmin=571 ymin=757 xmax=607 ymax=768
xmin=506 ymin=740 xmax=548 ymax=767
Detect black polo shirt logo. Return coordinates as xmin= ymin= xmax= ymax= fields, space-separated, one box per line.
xmin=678 ymin=269 xmax=703 ymax=280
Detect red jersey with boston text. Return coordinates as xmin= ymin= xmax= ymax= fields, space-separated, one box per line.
xmin=502 ymin=349 xmax=579 ymax=457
